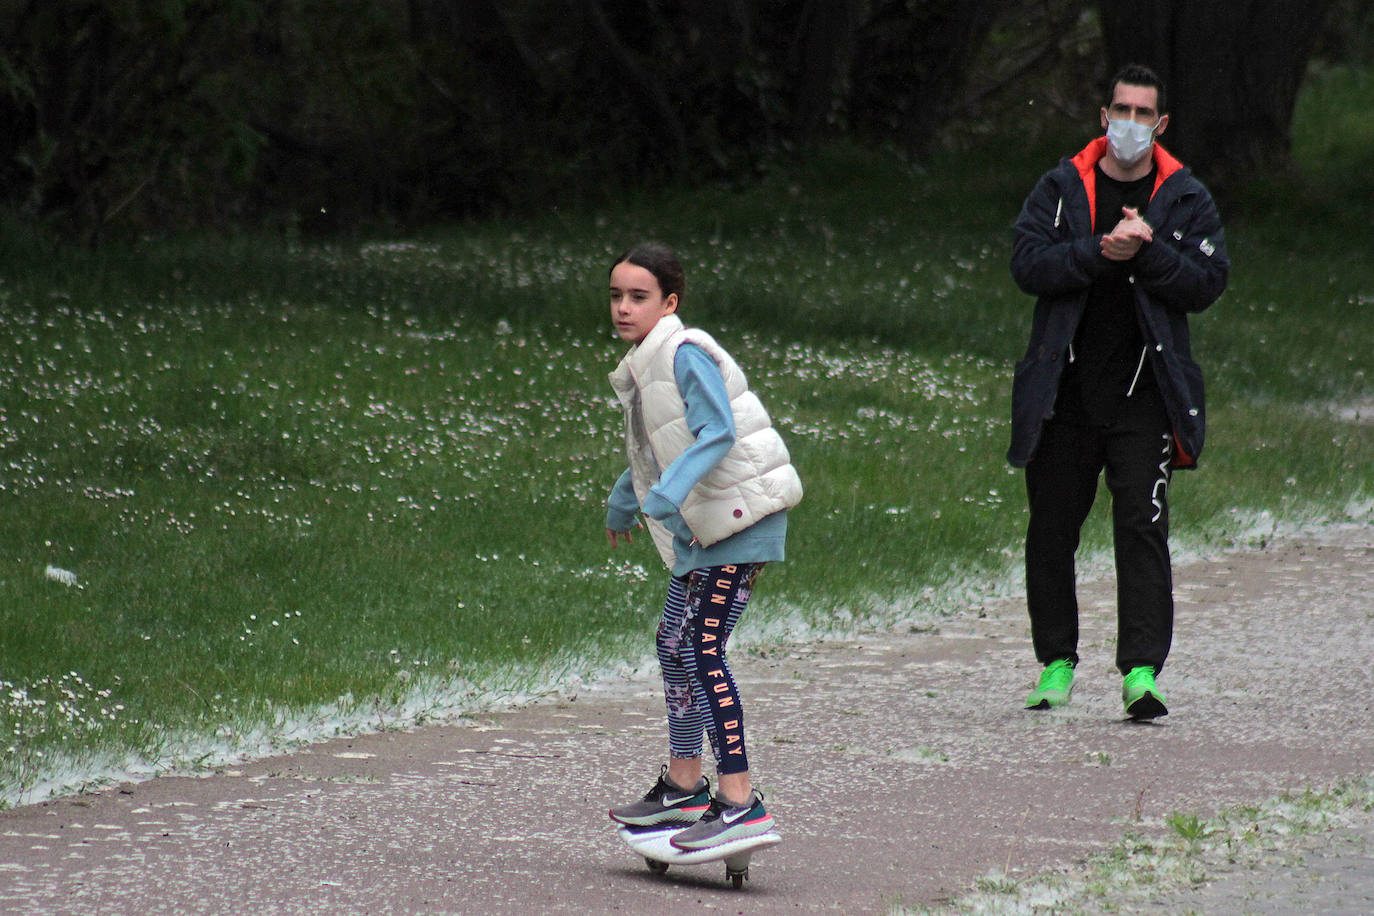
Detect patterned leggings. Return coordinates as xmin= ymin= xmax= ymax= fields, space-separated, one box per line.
xmin=657 ymin=563 xmax=763 ymax=776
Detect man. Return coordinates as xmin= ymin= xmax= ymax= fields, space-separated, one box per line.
xmin=1008 ymin=64 xmax=1229 ymax=719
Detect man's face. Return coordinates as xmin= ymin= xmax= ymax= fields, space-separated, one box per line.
xmin=1100 ymin=82 xmax=1169 ymax=134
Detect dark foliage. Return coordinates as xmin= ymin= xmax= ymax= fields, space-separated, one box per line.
xmin=0 ymin=1 xmax=1363 ymax=240
xmin=1100 ymin=0 xmax=1337 ymax=202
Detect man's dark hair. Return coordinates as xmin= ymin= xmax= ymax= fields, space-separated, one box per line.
xmin=1108 ymin=64 xmax=1167 ymax=114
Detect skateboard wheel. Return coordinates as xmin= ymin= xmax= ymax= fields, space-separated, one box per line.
xmin=730 ymin=870 xmax=746 ymax=889
xmin=646 ymin=857 xmax=669 ymax=874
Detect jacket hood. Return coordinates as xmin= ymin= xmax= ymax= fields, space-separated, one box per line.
xmin=1069 ymin=137 xmax=1186 ymax=230
xmin=1071 ymin=136 xmax=1185 ymax=184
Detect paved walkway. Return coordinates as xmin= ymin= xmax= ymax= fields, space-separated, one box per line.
xmin=1 ymin=523 xmax=1371 ymax=914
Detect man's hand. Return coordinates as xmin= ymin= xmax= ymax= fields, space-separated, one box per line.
xmin=1100 ymin=206 xmax=1153 ymax=261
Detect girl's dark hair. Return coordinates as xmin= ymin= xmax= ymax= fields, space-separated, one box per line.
xmin=612 ymin=242 xmax=686 ymax=303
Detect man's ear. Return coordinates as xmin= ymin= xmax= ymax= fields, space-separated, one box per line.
xmin=1155 ymin=113 xmax=1170 ymax=136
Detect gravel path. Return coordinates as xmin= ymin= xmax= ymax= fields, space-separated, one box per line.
xmin=1 ymin=522 xmax=1370 ymax=915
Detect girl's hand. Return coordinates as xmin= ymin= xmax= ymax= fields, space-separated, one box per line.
xmin=607 ymin=527 xmax=634 ymax=548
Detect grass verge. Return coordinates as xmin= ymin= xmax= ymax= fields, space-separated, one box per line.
xmin=896 ymin=777 xmax=1374 ymax=915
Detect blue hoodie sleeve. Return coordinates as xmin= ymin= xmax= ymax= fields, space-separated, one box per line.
xmin=605 ymin=467 xmax=640 ymax=531
xmin=641 ymin=343 xmax=735 ymax=522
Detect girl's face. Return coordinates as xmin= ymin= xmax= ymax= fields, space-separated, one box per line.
xmin=610 ymin=262 xmax=678 ymax=345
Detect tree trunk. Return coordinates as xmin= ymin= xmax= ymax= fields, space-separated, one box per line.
xmin=789 ymin=0 xmax=857 ymax=144
xmin=576 ymin=0 xmax=690 ymax=177
xmin=849 ymin=0 xmax=999 ymax=155
xmin=1100 ymin=0 xmax=1335 ymax=195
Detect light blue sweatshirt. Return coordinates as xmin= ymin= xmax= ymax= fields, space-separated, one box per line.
xmin=606 ymin=342 xmax=788 ymax=577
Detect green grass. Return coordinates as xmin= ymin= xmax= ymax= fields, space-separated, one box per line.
xmin=2 ymin=70 xmax=1372 ymax=804
xmin=897 ymin=778 xmax=1374 ymax=915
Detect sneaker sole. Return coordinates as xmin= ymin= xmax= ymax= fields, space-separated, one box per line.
xmin=670 ymin=815 xmax=775 ymax=851
xmin=608 ymin=805 xmax=709 ymax=827
xmin=1125 ymin=693 xmax=1168 ymax=720
xmin=1025 ymin=690 xmax=1070 ymax=709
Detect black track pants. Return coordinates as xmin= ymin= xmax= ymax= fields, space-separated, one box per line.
xmin=1024 ymin=393 xmax=1175 ymax=674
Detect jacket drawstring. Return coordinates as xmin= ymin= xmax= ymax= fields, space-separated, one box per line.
xmin=1125 ymin=346 xmax=1148 ymax=397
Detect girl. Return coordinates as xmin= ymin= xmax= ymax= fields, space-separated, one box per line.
xmin=603 ymin=242 xmax=802 ymax=851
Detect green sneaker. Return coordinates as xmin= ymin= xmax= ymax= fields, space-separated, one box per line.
xmin=1025 ymin=658 xmax=1075 ymax=709
xmin=1123 ymin=666 xmax=1168 ymax=720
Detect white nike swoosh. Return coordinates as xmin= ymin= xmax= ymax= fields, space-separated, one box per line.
xmin=660 ymin=793 xmax=695 ymax=807
xmin=721 ymin=806 xmax=753 ymax=825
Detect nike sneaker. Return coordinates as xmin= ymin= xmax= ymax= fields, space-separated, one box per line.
xmin=1123 ymin=666 xmax=1168 ymax=720
xmin=669 ymin=790 xmax=773 ymax=850
xmin=608 ymin=765 xmax=710 ymax=826
xmin=1025 ymin=658 xmax=1075 ymax=709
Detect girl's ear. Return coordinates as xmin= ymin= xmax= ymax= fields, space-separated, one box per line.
xmin=664 ymin=293 xmax=679 ymax=315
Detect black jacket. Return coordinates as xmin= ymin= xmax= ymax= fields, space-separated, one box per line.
xmin=1008 ymin=137 xmax=1230 ymax=469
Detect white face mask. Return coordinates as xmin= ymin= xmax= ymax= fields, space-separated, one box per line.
xmin=1106 ymin=118 xmax=1158 ymax=167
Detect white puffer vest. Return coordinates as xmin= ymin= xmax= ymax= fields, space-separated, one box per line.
xmin=609 ymin=314 xmax=803 ymax=569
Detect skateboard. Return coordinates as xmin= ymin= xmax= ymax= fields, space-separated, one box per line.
xmin=617 ymin=822 xmax=781 ymax=888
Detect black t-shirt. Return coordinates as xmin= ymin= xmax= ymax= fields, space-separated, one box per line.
xmin=1058 ymin=164 xmax=1159 ymax=424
